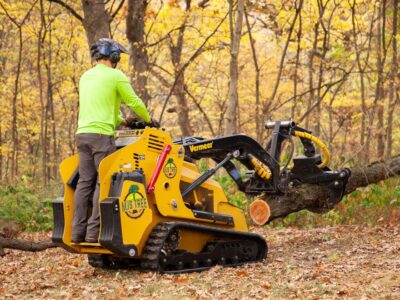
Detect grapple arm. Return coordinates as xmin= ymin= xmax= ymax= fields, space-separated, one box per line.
xmin=175 ymin=121 xmax=351 ymax=207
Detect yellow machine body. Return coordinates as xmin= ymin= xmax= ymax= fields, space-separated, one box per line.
xmin=54 ymin=128 xmax=248 ymax=258
xmin=52 ymin=119 xmax=348 ymax=272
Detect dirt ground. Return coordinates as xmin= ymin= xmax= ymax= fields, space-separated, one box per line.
xmin=1 ymin=225 xmax=399 ymax=299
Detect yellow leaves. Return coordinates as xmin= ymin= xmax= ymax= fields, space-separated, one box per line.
xmin=351 ymin=112 xmax=363 ymax=120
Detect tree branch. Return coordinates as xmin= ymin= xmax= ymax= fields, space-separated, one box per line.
xmin=48 ymin=0 xmax=83 ymax=22
xmin=110 ymin=0 xmax=125 ymax=21
xmin=158 ymin=11 xmax=229 ymax=123
xmin=0 ymin=0 xmax=39 ymax=27
xmin=266 ymin=0 xmax=304 ymax=113
xmin=198 ymin=0 xmax=210 ymax=8
xmin=184 ymin=85 xmax=216 ymax=136
xmin=0 ymin=237 xmax=57 ymax=256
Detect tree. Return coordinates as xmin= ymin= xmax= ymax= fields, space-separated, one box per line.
xmin=0 ymin=0 xmax=37 ymax=182
xmin=126 ymin=0 xmax=151 ymax=104
xmin=49 ymin=0 xmax=125 ymax=47
xmin=385 ymin=0 xmax=398 ymax=158
xmin=224 ymin=0 xmax=245 ymax=135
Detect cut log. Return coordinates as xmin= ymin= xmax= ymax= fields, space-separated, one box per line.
xmin=262 ymin=155 xmax=400 ymax=224
xmin=249 ymin=199 xmax=271 ymax=225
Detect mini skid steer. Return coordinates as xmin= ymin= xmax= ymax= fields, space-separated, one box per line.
xmin=52 ymin=120 xmax=350 ymax=273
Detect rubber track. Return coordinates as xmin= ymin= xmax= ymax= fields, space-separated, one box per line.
xmin=140 ymin=222 xmax=267 ymax=273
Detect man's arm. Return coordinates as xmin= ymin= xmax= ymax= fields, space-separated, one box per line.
xmin=117 ymin=110 xmax=125 ymax=127
xmin=116 ymin=71 xmax=151 ymax=123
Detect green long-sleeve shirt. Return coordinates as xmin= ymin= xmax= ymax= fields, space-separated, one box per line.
xmin=77 ymin=63 xmax=151 ymax=136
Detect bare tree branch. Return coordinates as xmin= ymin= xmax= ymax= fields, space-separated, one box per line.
xmin=265 ymin=0 xmax=304 ymax=114
xmin=48 ymin=0 xmax=83 ymax=22
xmin=158 ymin=11 xmax=229 ymax=123
xmin=0 ymin=0 xmax=39 ymax=27
xmin=184 ymin=85 xmax=216 ymax=136
xmin=198 ymin=0 xmax=210 ymax=8
xmin=298 ymin=67 xmax=353 ymax=123
xmin=0 ymin=237 xmax=57 ymax=256
xmin=110 ymin=0 xmax=125 ymax=21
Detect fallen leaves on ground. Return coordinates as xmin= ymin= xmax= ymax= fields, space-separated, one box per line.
xmin=1 ymin=225 xmax=399 ymax=299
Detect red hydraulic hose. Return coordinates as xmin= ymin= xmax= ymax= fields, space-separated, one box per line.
xmin=147 ymin=144 xmax=172 ymax=194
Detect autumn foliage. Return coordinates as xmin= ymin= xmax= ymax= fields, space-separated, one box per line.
xmin=0 ymin=0 xmax=398 ymax=186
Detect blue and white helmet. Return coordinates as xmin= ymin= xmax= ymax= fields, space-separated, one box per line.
xmin=90 ymin=38 xmax=128 ymax=63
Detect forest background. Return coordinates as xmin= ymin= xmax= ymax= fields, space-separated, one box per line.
xmin=0 ymin=0 xmax=399 ymax=231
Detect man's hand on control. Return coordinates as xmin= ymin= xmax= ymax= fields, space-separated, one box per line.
xmin=148 ymin=118 xmax=160 ymax=128
xmin=123 ymin=116 xmax=137 ymax=128
xmin=122 ymin=117 xmax=145 ymax=129
xmin=122 ymin=117 xmax=159 ymax=129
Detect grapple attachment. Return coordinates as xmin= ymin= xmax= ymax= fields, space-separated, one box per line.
xmin=178 ymin=120 xmax=351 ymax=212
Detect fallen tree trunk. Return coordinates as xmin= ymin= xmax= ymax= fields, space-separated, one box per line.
xmin=264 ymin=155 xmax=400 ymax=223
xmin=0 ymin=236 xmax=57 ymax=257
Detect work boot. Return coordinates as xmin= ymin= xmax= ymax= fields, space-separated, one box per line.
xmin=85 ymin=233 xmax=99 ymax=243
xmin=71 ymin=235 xmax=85 ymax=243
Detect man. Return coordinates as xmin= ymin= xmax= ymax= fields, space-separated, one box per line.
xmin=71 ymin=38 xmax=155 ymax=243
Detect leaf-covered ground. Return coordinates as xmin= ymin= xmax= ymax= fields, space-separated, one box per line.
xmin=1 ymin=225 xmax=399 ymax=299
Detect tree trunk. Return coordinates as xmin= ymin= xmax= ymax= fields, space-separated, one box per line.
xmin=267 ymin=0 xmax=303 ymax=119
xmin=38 ymin=0 xmax=46 ymax=184
xmin=168 ymin=1 xmax=194 ymax=136
xmin=305 ymin=21 xmax=319 ymax=130
xmin=385 ymin=0 xmax=398 ymax=158
xmin=81 ymin=0 xmax=110 ymax=46
xmin=0 ymin=123 xmax=2 ymax=181
xmin=47 ymin=21 xmax=57 ymax=180
xmin=291 ymin=9 xmax=302 ymax=120
xmin=11 ymin=28 xmax=23 ymax=181
xmin=313 ymin=0 xmax=334 ymax=137
xmin=174 ymin=72 xmax=193 ymax=136
xmin=0 ymin=26 xmax=7 ymax=181
xmin=126 ymin=0 xmax=151 ymax=105
xmin=350 ymin=0 xmax=367 ymax=162
xmin=263 ymin=155 xmax=400 ymax=223
xmin=375 ymin=0 xmax=386 ymax=159
xmin=224 ymin=0 xmax=245 ymax=135
xmin=244 ymin=9 xmax=262 ymax=141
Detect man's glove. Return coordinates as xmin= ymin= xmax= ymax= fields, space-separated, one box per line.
xmin=124 ymin=117 xmax=146 ymax=129
xmin=124 ymin=116 xmax=136 ymax=127
xmin=147 ymin=118 xmax=160 ymax=128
